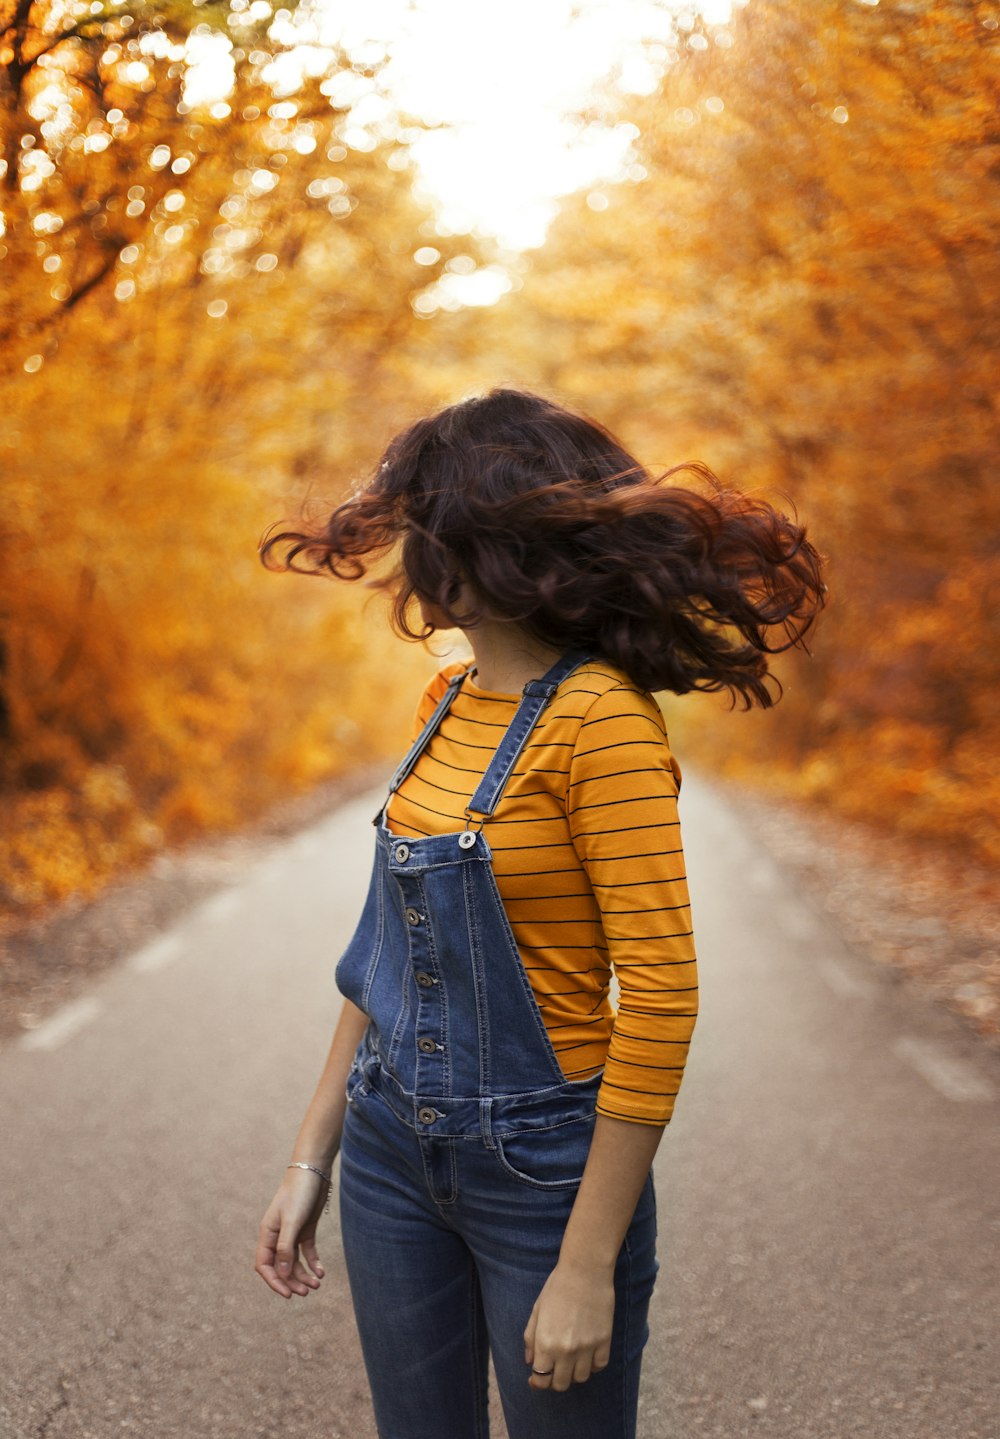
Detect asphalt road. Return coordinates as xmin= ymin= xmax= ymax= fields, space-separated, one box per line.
xmin=3 ymin=774 xmax=998 ymax=1439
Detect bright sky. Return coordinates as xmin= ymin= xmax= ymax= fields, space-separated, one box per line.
xmin=314 ymin=0 xmax=737 ymax=252
xmin=179 ymin=0 xmax=738 ymax=308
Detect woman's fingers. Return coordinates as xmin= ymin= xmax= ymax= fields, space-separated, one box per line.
xmin=275 ymin=1220 xmax=318 ymax=1296
xmin=529 ymin=1349 xmax=601 ymax=1392
xmin=524 ymin=1265 xmax=614 ymax=1388
xmin=527 ymin=1356 xmax=554 ymax=1391
xmin=523 ymin=1301 xmax=537 ymax=1368
xmin=299 ymin=1234 xmax=325 ymax=1281
xmin=289 ymin=1255 xmax=321 ymax=1293
xmin=283 ymin=1217 xmax=323 ymax=1290
xmin=254 ymin=1196 xmax=325 ymax=1298
xmin=254 ymin=1215 xmax=293 ymax=1298
xmin=524 ymin=1305 xmax=610 ymax=1389
xmin=572 ymin=1351 xmax=597 ymax=1385
xmin=551 ymin=1353 xmax=584 ymax=1393
xmin=525 ymin=1304 xmax=556 ymax=1389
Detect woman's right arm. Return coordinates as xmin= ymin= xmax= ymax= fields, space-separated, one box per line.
xmin=254 ymin=998 xmax=369 ymax=1299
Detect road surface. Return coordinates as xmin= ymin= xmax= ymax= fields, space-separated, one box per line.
xmin=2 ymin=774 xmax=998 ymax=1438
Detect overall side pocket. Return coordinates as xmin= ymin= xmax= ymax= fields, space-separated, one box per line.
xmin=492 ymin=1110 xmax=597 ymax=1190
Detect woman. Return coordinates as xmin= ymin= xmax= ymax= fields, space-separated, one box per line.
xmin=254 ymin=387 xmax=826 ymax=1438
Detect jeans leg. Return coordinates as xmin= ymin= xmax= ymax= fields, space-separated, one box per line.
xmin=465 ymin=1170 xmax=657 ymax=1439
xmin=339 ymin=1095 xmax=490 ymax=1439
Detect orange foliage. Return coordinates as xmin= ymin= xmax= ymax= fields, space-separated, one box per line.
xmin=3 ymin=0 xmax=998 ymax=927
xmin=0 ymin=0 xmax=480 ymax=916
xmin=431 ymin=0 xmax=1000 ymax=864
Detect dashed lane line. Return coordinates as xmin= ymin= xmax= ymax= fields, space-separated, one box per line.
xmin=128 ymin=934 xmax=183 ymax=974
xmin=746 ymin=861 xmax=782 ymax=894
xmin=19 ymin=884 xmax=247 ymax=1054
xmin=814 ymin=956 xmax=877 ymax=1000
xmin=196 ymin=889 xmax=243 ymax=925
xmin=20 ymin=997 xmax=103 ymax=1052
xmin=892 ymin=1036 xmax=996 ymax=1103
xmin=776 ymin=904 xmax=823 ymax=943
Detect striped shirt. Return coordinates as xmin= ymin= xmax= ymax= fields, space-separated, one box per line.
xmin=385 ymin=657 xmax=699 ymax=1126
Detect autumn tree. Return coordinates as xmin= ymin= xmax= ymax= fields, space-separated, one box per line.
xmin=446 ymin=0 xmax=1000 ymax=862
xmin=0 ymin=0 xmax=487 ymax=912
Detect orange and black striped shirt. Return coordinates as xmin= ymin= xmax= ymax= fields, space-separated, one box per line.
xmin=384 ymin=656 xmax=699 ymax=1126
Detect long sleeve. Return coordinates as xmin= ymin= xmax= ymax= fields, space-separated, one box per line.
xmin=567 ymin=685 xmax=699 ymax=1125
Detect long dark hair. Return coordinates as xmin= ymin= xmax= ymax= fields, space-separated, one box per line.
xmin=259 ymin=387 xmax=827 ymax=707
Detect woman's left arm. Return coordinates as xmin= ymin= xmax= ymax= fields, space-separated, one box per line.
xmin=523 ymin=1114 xmax=664 ymax=1391
xmin=524 ymin=683 xmax=699 ymax=1391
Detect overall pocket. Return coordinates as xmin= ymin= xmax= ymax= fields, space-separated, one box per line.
xmin=492 ymin=1110 xmax=597 ymax=1190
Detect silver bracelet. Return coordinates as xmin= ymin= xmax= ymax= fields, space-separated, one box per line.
xmin=288 ymin=1161 xmax=331 ymax=1183
xmin=288 ymin=1160 xmax=332 ymax=1213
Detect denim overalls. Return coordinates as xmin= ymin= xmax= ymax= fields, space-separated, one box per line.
xmin=335 ymin=650 xmax=658 ymax=1439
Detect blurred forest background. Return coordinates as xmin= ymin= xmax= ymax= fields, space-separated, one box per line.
xmin=2 ymin=0 xmax=998 ymax=929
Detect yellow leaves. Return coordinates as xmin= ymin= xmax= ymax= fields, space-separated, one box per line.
xmin=462 ymin=0 xmax=1000 ymax=870
xmin=0 ymin=50 xmax=486 ymax=925
xmin=2 ymin=0 xmax=998 ymax=924
xmin=158 ymin=780 xmax=238 ymax=839
xmin=0 ymin=768 xmax=162 ymax=912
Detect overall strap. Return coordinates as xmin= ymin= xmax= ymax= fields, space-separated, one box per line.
xmin=372 ymin=663 xmax=475 ymax=825
xmin=464 ymin=648 xmax=593 ymax=827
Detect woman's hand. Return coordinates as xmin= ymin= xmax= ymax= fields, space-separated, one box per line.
xmin=523 ymin=1258 xmax=616 ymax=1391
xmin=254 ymin=1169 xmax=330 ymax=1299
xmin=254 ymin=1001 xmax=368 ymax=1299
xmin=522 ymin=1114 xmax=666 ymax=1391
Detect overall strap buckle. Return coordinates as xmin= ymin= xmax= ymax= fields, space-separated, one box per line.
xmin=462 ymin=807 xmax=487 ymax=833
xmin=521 ymin=677 xmax=561 ymax=701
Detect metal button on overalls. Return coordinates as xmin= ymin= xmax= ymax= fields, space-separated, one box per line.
xmin=417 ymin=1037 xmax=437 ymax=1054
xmin=405 ymin=907 xmax=421 ymax=925
xmin=415 ymin=971 xmax=435 ymax=988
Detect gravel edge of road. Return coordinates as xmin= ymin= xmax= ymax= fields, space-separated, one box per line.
xmin=2 ymin=765 xmax=997 ymax=1054
xmin=716 ymin=778 xmax=1000 ymax=1053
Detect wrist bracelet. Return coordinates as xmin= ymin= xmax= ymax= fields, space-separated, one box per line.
xmin=288 ymin=1161 xmax=332 ymax=1213
xmin=288 ymin=1161 xmax=331 ymax=1183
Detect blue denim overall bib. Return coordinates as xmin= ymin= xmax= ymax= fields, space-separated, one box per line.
xmin=335 ymin=650 xmax=658 ymax=1439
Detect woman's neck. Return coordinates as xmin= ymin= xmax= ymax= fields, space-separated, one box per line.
xmin=460 ymin=623 xmax=564 ymax=695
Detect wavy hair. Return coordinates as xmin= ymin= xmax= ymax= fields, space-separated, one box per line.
xmin=259 ymin=387 xmax=827 ymax=707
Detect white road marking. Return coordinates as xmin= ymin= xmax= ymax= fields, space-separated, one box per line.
xmin=892 ymin=1036 xmax=996 ymax=1102
xmin=815 ymin=956 xmax=876 ymax=1000
xmin=20 ymin=997 xmax=102 ymax=1052
xmin=128 ymin=934 xmax=183 ymax=974
xmin=746 ymin=862 xmax=779 ymax=894
xmin=777 ymin=904 xmax=825 ymax=944
xmin=196 ymin=889 xmax=243 ymax=925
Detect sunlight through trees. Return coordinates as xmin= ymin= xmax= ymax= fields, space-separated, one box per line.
xmin=2 ymin=0 xmax=998 ymax=917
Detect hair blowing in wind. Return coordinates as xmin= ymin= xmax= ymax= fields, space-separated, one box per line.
xmin=260 ymin=387 xmax=827 ymax=708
